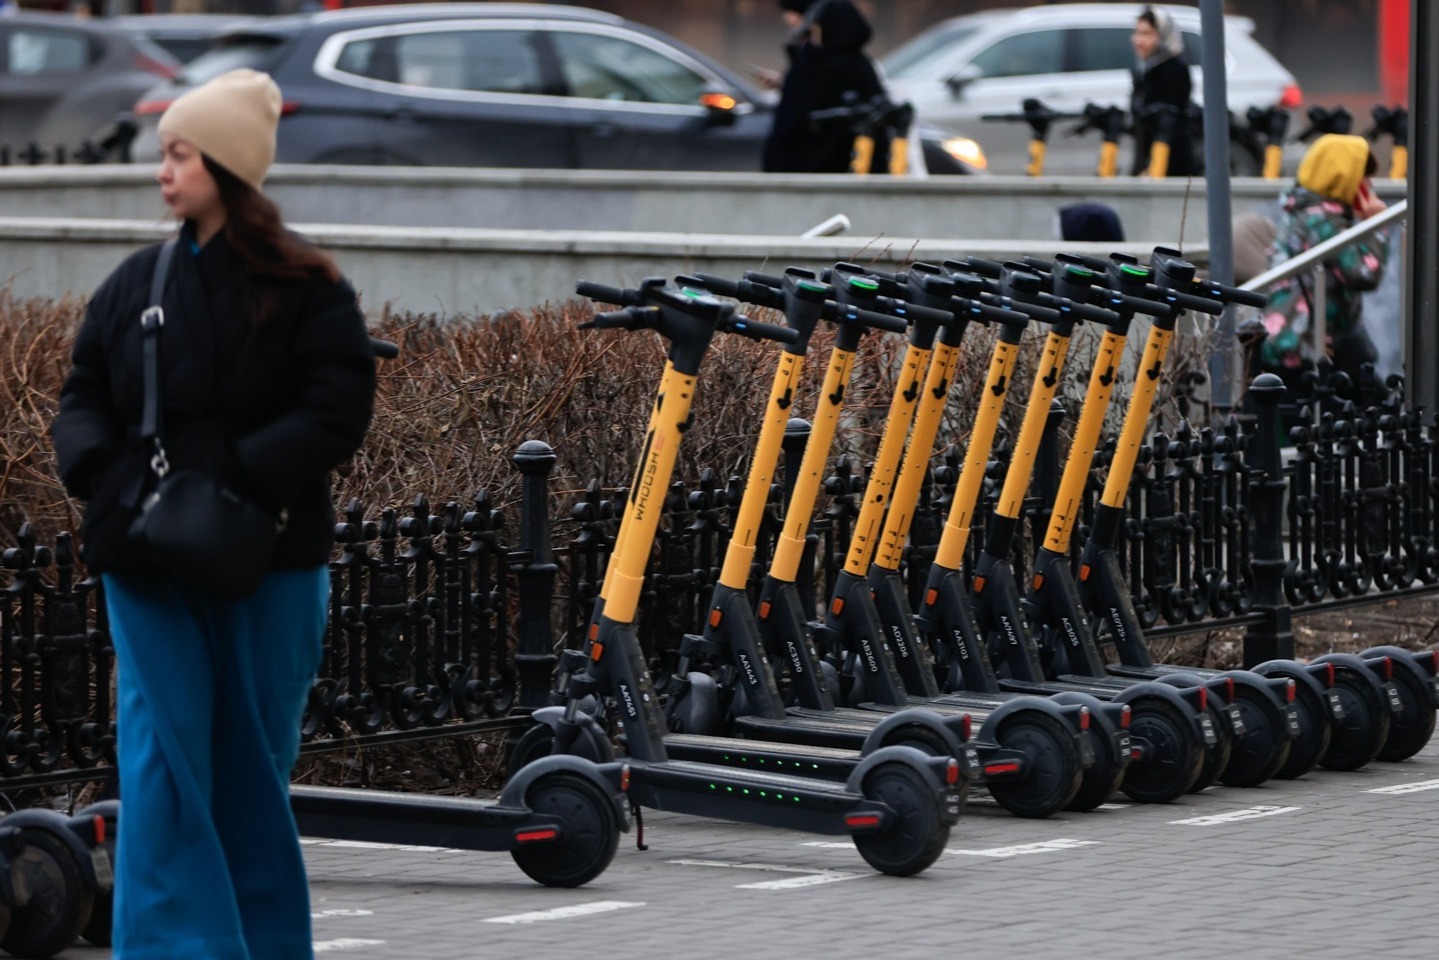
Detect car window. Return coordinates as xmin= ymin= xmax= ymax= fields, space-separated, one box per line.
xmin=1179 ymin=32 xmax=1202 ymax=67
xmin=968 ymin=30 xmax=1063 ymax=80
xmin=177 ymin=36 xmax=284 ymax=85
xmin=883 ymin=25 xmax=978 ymax=79
xmin=335 ymin=29 xmax=541 ymax=94
xmin=549 ymin=30 xmax=707 ymax=105
xmin=1071 ymin=27 xmax=1134 ymax=73
xmin=5 ymin=27 xmax=94 ymax=76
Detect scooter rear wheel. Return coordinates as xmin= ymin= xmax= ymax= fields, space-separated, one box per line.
xmin=1320 ymin=668 xmax=1389 ymax=771
xmin=1121 ymin=697 xmax=1203 ymax=803
xmin=1274 ymin=680 xmax=1332 ymax=779
xmin=1218 ymin=686 xmax=1291 ymax=787
xmin=1187 ymin=703 xmax=1233 ymax=794
xmin=510 ymin=773 xmax=621 ymax=888
xmin=2 ymin=828 xmax=94 ymax=959
xmin=1375 ymin=665 xmax=1437 ymax=763
xmin=852 ymin=763 xmax=949 ymax=877
xmin=986 ymin=713 xmax=1082 ymax=819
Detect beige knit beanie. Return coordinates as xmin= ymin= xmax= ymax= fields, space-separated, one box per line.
xmin=158 ymin=69 xmax=281 ymax=190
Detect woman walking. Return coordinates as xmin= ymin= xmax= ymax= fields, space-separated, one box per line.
xmin=52 ymin=69 xmax=376 ymax=959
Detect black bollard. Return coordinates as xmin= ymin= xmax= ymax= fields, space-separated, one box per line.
xmin=1243 ymin=373 xmax=1296 ymax=665
xmin=513 ymin=439 xmax=559 ymax=710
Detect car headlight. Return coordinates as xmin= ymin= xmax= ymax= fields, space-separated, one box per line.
xmin=942 ymin=136 xmax=987 ymax=171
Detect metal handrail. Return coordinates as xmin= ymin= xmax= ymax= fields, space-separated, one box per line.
xmin=1239 ymin=198 xmax=1407 ymax=293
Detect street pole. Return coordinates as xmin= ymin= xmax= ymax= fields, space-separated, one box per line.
xmin=1199 ymin=0 xmax=1236 ymax=414
xmin=1409 ymin=0 xmax=1438 ymax=420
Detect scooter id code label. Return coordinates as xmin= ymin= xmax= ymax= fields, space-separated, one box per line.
xmin=1226 ymin=704 xmax=1247 ymax=735
xmin=1284 ymin=704 xmax=1301 ymax=738
xmin=91 ymin=847 xmax=114 ymax=890
xmin=1383 ymin=681 xmax=1404 ymax=713
xmin=1325 ymin=689 xmax=1346 ymax=719
xmin=1197 ymin=712 xmax=1217 ymax=745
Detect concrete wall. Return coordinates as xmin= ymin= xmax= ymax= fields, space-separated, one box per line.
xmin=0 ymin=165 xmax=1401 ymax=246
xmin=0 ymin=216 xmax=1207 ymax=317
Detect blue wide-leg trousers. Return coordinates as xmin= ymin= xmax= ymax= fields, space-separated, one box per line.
xmin=103 ymin=567 xmax=328 ymax=960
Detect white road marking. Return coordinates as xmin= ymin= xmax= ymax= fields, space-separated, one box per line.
xmin=485 ymin=902 xmax=645 ymax=925
xmin=1096 ymin=803 xmax=1131 ymax=810
xmin=1169 ymin=805 xmax=1300 ymax=825
xmin=301 ymin=838 xmax=466 ymax=854
xmin=947 ymin=839 xmax=1101 ymax=858
xmin=669 ymin=859 xmax=859 ymax=888
xmin=315 ymin=939 xmax=386 ymax=953
xmin=313 ymin=909 xmax=375 ymax=919
xmin=800 ymin=842 xmax=855 ymax=850
xmin=737 ymin=873 xmax=860 ymax=890
xmin=1367 ymin=778 xmax=1439 ymax=795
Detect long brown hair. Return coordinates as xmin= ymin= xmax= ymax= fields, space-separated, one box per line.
xmin=203 ymin=155 xmax=341 ymax=323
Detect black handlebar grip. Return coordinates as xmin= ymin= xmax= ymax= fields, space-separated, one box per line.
xmin=689 ymin=272 xmax=740 ymax=297
xmin=724 ymin=316 xmax=801 ymax=345
xmin=843 ymin=305 xmax=909 ymax=334
xmin=369 ymin=337 xmax=399 ymax=359
xmin=582 ymin=308 xmax=646 ymax=329
xmin=967 ymin=301 xmax=1030 ymax=326
xmin=743 ymin=270 xmax=786 ymax=289
xmin=575 ymin=279 xmax=641 ymax=305
xmin=885 ymin=298 xmax=952 ymax=326
xmin=1200 ymin=281 xmax=1268 ymax=308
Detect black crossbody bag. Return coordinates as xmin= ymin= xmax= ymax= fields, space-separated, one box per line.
xmin=127 ymin=238 xmax=287 ymax=600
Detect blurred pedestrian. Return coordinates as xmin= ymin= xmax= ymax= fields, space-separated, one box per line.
xmin=1130 ymin=5 xmax=1197 ymax=177
xmin=762 ymin=0 xmax=890 ymax=173
xmin=1254 ymin=133 xmax=1389 ymax=407
xmin=51 ymin=69 xmax=376 ymax=960
xmin=1058 ymin=201 xmax=1126 ymax=242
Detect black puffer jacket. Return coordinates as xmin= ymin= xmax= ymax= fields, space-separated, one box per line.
xmin=51 ymin=223 xmax=376 ymax=578
xmin=1130 ymin=56 xmax=1197 ymax=176
xmin=763 ymin=0 xmax=888 ymax=173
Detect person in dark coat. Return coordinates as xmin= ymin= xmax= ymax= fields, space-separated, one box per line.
xmin=762 ymin=0 xmax=889 ymax=173
xmin=1130 ymin=5 xmax=1198 ymax=176
xmin=1058 ymin=202 xmax=1126 ymax=242
xmin=51 ymin=68 xmax=376 ymax=960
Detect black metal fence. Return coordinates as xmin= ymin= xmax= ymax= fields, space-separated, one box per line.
xmin=3 ymin=379 xmax=1436 ymax=792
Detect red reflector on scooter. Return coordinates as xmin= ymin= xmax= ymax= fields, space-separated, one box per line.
xmin=831 ymin=597 xmax=845 ymax=616
xmin=1031 ymin=573 xmax=1044 ymax=591
xmin=946 ymin=758 xmax=960 ymax=786
xmin=1078 ymin=563 xmax=1091 ymax=582
xmin=961 ymin=714 xmax=973 ymax=741
xmin=924 ymin=589 xmax=938 ymax=607
xmin=758 ymin=600 xmax=772 ymax=619
xmin=590 ymin=642 xmax=604 ymax=661
xmin=984 ymin=762 xmax=1021 ymax=776
xmin=1323 ymin=662 xmax=1335 ymax=686
xmin=1078 ymin=706 xmax=1090 ymax=731
xmin=516 ymin=829 xmax=558 ymax=843
xmin=709 ymin=609 xmax=723 ymax=628
xmin=1196 ymin=685 xmax=1207 ymax=711
xmin=1383 ymin=656 xmax=1393 ymax=680
xmin=93 ymin=815 xmax=106 ymax=845
xmin=972 ymin=576 xmax=987 ymax=593
xmin=588 ymin=623 xmax=599 ymax=642
xmin=1285 ymin=679 xmax=1295 ymax=703
xmin=846 ymin=814 xmax=882 ymax=829
xmin=1225 ymin=677 xmax=1235 ymax=703
xmin=621 ymin=764 xmax=631 ymax=792
xmin=1119 ymin=704 xmax=1131 ymax=729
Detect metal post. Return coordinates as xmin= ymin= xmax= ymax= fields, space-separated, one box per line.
xmin=1408 ymin=0 xmax=1439 ymax=420
xmin=512 ymin=439 xmax=559 ymax=710
xmin=1243 ymin=373 xmax=1295 ymax=666
xmin=1200 ymin=0 xmax=1237 ymax=414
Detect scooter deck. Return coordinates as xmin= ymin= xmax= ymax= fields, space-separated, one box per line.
xmin=292 ymin=785 xmax=554 ymax=851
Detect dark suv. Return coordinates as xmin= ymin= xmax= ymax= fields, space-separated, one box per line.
xmin=128 ymin=3 xmax=985 ymax=174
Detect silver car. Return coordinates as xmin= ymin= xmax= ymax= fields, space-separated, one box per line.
xmin=882 ymin=3 xmax=1301 ymax=177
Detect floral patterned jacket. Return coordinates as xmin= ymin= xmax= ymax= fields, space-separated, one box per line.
xmin=1258 ymin=186 xmax=1389 ymax=370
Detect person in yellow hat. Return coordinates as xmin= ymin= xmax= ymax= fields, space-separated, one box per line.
xmin=52 ymin=69 xmax=376 ymax=959
xmin=1255 ymin=132 xmax=1390 ymax=408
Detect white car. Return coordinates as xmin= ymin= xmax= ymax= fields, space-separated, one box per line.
xmin=882 ymin=3 xmax=1301 ymax=177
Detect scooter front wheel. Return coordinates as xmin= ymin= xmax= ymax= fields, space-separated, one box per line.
xmin=510 ymin=773 xmax=621 ymax=888
xmin=2 ymin=828 xmax=94 ymax=959
xmin=507 ymin=722 xmax=608 ymax=779
xmin=852 ymin=763 xmax=949 ymax=877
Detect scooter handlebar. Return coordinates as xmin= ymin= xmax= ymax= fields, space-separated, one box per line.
xmin=721 ymin=315 xmax=801 ymax=345
xmin=687 ymin=273 xmax=785 ymax=310
xmin=575 ymin=279 xmax=643 ymax=305
xmin=581 ymin=306 xmax=661 ymax=330
xmin=837 ymin=305 xmax=909 ymax=334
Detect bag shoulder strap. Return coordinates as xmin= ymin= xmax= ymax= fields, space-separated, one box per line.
xmin=139 ymin=237 xmax=179 ymax=469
